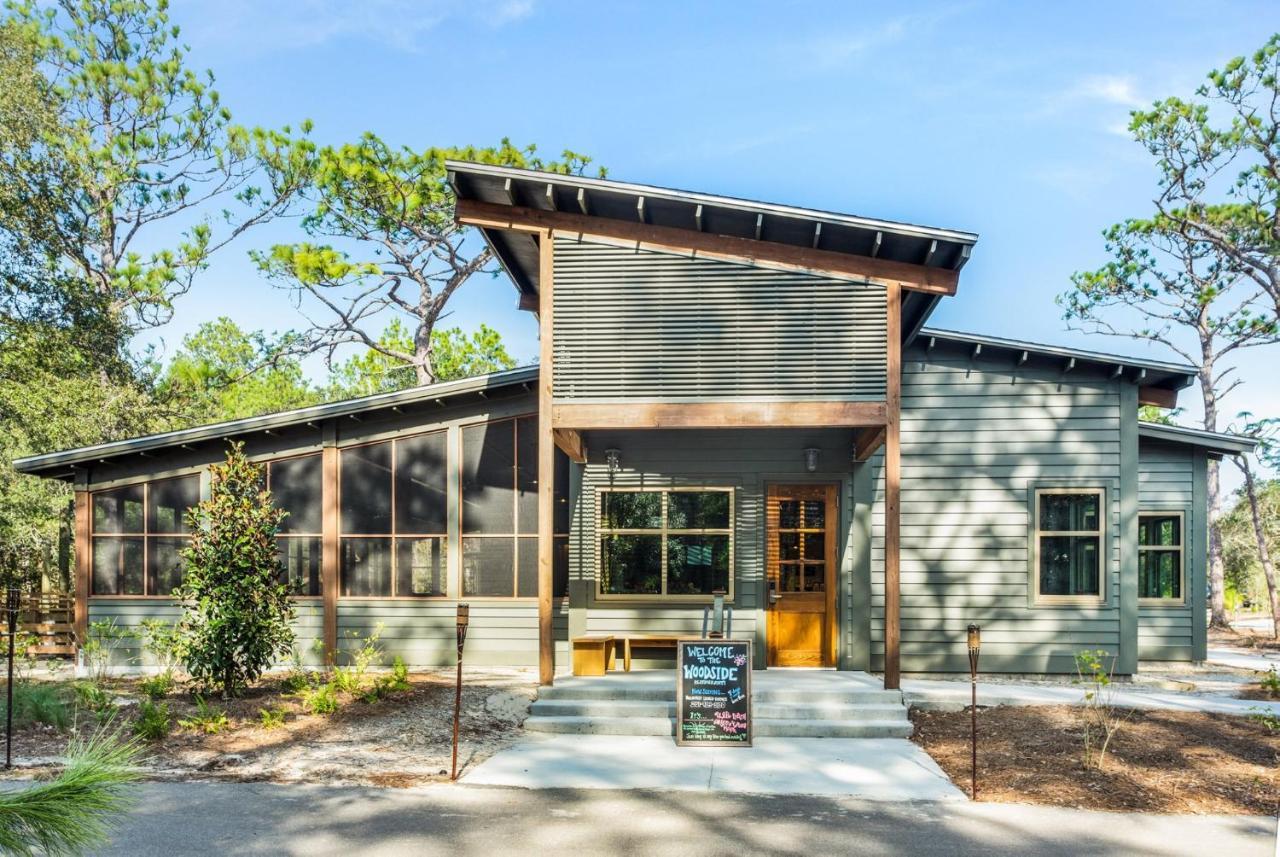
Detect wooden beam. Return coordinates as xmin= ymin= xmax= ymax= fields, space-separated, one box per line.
xmin=693 ymin=204 xmax=703 ymax=232
xmin=517 ymin=290 xmax=539 ymax=312
xmin=853 ymin=426 xmax=886 ymax=461
xmin=812 ymin=222 xmax=822 ymax=249
xmin=321 ymin=433 xmax=339 ymax=667
xmin=576 ymin=188 xmax=589 ymax=216
xmin=553 ymin=401 xmax=887 ymax=430
xmin=884 ymin=281 xmax=902 ymax=691
xmin=544 ymin=183 xmax=556 ymax=211
xmin=538 ymin=230 xmax=556 ymax=687
xmin=1138 ymin=385 xmax=1179 ymax=409
xmin=456 ymin=199 xmax=960 ymax=296
xmin=552 ymin=428 xmax=587 ymax=463
xmin=73 ymin=489 xmax=89 ymax=652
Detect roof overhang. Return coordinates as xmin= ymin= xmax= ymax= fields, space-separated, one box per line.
xmin=447 ymin=160 xmax=978 ymax=337
xmin=1138 ymin=422 xmax=1258 ymax=457
xmin=918 ymin=328 xmax=1197 ymax=402
xmin=14 ymin=366 xmax=540 ymax=481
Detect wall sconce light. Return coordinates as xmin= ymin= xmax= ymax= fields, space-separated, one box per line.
xmin=605 ymin=448 xmax=622 ymax=476
xmin=803 ymin=448 xmax=820 ymax=473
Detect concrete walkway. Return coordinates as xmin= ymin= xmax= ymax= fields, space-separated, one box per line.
xmin=462 ymin=733 xmax=965 ymax=800
xmin=903 ymin=677 xmax=1280 ymax=716
xmin=1207 ymin=646 xmax=1280 ymax=673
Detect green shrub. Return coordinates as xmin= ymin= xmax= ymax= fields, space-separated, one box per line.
xmin=1260 ymin=667 xmax=1280 ymax=699
xmin=301 ymin=682 xmax=338 ymax=716
xmin=388 ymin=656 xmax=411 ymax=692
xmin=1249 ymin=708 xmax=1280 ymax=732
xmin=280 ymin=670 xmax=312 ymax=694
xmin=176 ymin=444 xmax=295 ymax=697
xmin=1 ymin=684 xmax=71 ymax=731
xmin=80 ymin=620 xmax=137 ymax=684
xmin=177 ymin=695 xmax=230 ymax=735
xmin=71 ymin=683 xmax=117 ymax=725
xmin=0 ymin=730 xmax=141 ymax=857
xmin=137 ymin=620 xmax=186 ymax=675
xmin=333 ymin=624 xmax=385 ymax=695
xmin=138 ymin=672 xmax=175 ymax=701
xmin=257 ymin=706 xmax=285 ymax=730
xmin=131 ymin=701 xmax=170 ymax=741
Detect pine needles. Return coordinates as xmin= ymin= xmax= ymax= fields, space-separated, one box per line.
xmin=0 ymin=731 xmax=141 ymax=857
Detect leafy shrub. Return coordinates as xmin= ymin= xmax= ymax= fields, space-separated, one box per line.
xmin=1260 ymin=667 xmax=1280 ymax=699
xmin=1249 ymin=708 xmax=1280 ymax=732
xmin=71 ymin=683 xmax=117 ymax=725
xmin=177 ymin=695 xmax=230 ymax=735
xmin=388 ymin=656 xmax=411 ymax=692
xmin=176 ymin=444 xmax=295 ymax=697
xmin=333 ymin=624 xmax=386 ymax=695
xmin=1073 ymin=649 xmax=1133 ymax=771
xmin=1 ymin=684 xmax=71 ymax=731
xmin=138 ymin=672 xmax=175 ymax=701
xmin=131 ymin=701 xmax=171 ymax=741
xmin=280 ymin=670 xmax=312 ymax=694
xmin=0 ymin=730 xmax=141 ymax=857
xmin=138 ymin=620 xmax=186 ymax=675
xmin=358 ymin=657 xmax=412 ymax=704
xmin=80 ymin=620 xmax=137 ymax=684
xmin=301 ymin=682 xmax=338 ymax=716
xmin=257 ymin=707 xmax=285 ymax=730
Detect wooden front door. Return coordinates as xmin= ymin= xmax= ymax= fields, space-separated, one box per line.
xmin=766 ymin=484 xmax=837 ymax=667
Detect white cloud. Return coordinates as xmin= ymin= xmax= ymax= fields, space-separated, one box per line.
xmin=787 ymin=4 xmax=975 ymax=72
xmin=1069 ymin=74 xmax=1144 ymax=108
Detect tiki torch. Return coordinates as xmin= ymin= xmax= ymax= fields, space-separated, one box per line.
xmin=967 ymin=623 xmax=981 ymax=800
xmin=6 ymin=588 xmax=20 ymax=770
xmin=451 ymin=603 xmax=470 ymax=781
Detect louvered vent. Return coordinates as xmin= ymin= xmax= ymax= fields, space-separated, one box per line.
xmin=552 ymin=237 xmax=888 ymax=401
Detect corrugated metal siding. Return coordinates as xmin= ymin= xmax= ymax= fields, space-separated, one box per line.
xmin=1137 ymin=440 xmax=1196 ymax=660
xmin=570 ymin=428 xmax=853 ymax=667
xmin=552 ymin=237 xmax=887 ymax=402
xmin=869 ymin=345 xmax=1125 ymax=673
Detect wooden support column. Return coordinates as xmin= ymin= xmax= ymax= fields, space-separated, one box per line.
xmin=73 ymin=483 xmax=90 ymax=652
xmin=537 ymin=230 xmax=556 ymax=686
xmin=322 ymin=423 xmax=339 ymax=667
xmin=884 ymin=282 xmax=902 ymax=690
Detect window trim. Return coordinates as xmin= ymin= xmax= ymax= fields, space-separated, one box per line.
xmin=595 ymin=486 xmax=735 ymax=602
xmin=338 ymin=429 xmax=450 ymax=600
xmin=1138 ymin=509 xmax=1186 ymax=607
xmin=89 ymin=474 xmax=199 ymax=598
xmin=1032 ymin=487 xmax=1107 ymax=606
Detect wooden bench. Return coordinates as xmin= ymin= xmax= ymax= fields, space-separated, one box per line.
xmin=619 ymin=635 xmax=685 ymax=672
xmin=571 ymin=635 xmax=616 ymax=676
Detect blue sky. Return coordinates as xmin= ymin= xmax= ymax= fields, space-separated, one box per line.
xmin=153 ymin=0 xmax=1278 ymax=481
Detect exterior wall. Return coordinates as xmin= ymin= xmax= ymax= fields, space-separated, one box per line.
xmin=568 ymin=428 xmax=855 ymax=669
xmin=552 ymin=236 xmax=887 ymax=402
xmin=873 ymin=341 xmax=1128 ymax=674
xmin=1136 ymin=439 xmax=1203 ymax=661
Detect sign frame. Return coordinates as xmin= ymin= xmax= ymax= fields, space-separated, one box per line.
xmin=675 ymin=638 xmax=753 ymax=747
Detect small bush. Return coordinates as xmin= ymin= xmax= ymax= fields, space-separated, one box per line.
xmin=332 ymin=666 xmax=360 ymax=695
xmin=1 ymin=684 xmax=71 ymax=731
xmin=1249 ymin=708 xmax=1280 ymax=732
xmin=1260 ymin=667 xmax=1280 ymax=699
xmin=388 ymin=656 xmax=411 ymax=692
xmin=257 ymin=707 xmax=285 ymax=730
xmin=131 ymin=701 xmax=171 ymax=741
xmin=1073 ymin=649 xmax=1133 ymax=771
xmin=177 ymin=695 xmax=230 ymax=735
xmin=138 ymin=672 xmax=175 ymax=701
xmin=81 ymin=619 xmax=137 ymax=684
xmin=71 ymin=683 xmax=117 ymax=725
xmin=280 ymin=670 xmax=311 ymax=694
xmin=138 ymin=620 xmax=186 ymax=675
xmin=301 ymin=682 xmax=338 ymax=716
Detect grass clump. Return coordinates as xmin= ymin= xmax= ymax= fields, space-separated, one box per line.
xmin=1 ymin=683 xmax=71 ymax=731
xmin=177 ymin=695 xmax=229 ymax=735
xmin=131 ymin=701 xmax=171 ymax=741
xmin=257 ymin=706 xmax=285 ymax=730
xmin=71 ymin=683 xmax=117 ymax=726
xmin=301 ymin=682 xmax=338 ymax=716
xmin=0 ymin=730 xmax=141 ymax=856
xmin=138 ymin=672 xmax=175 ymax=701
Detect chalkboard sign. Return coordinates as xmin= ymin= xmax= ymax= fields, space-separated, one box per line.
xmin=676 ymin=639 xmax=752 ymax=746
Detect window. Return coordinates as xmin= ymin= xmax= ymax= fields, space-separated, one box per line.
xmin=598 ymin=489 xmax=733 ymax=599
xmin=1139 ymin=512 xmax=1184 ymax=603
xmin=267 ymin=454 xmax=323 ymax=597
xmin=339 ymin=431 xmax=448 ymax=598
xmin=1033 ymin=488 xmax=1104 ymax=604
xmin=460 ymin=416 xmax=570 ymax=598
xmin=91 ymin=475 xmax=200 ymax=596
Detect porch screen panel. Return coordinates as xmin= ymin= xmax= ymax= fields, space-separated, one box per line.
xmin=90 ymin=475 xmax=198 ymax=596
xmin=552 ymin=236 xmax=888 ymax=402
xmin=268 ymin=454 xmax=323 ymax=596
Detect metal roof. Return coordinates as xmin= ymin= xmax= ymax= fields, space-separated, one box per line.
xmin=446 ymin=160 xmax=979 ymax=309
xmin=1138 ymin=422 xmax=1257 ymax=455
xmin=918 ymin=328 xmax=1197 ymax=391
xmin=13 ymin=365 xmax=539 ymax=479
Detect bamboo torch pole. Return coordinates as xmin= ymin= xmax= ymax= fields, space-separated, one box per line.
xmin=451 ymin=603 xmax=470 ymax=781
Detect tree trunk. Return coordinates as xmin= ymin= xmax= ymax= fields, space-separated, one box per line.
xmin=1199 ymin=349 xmax=1231 ymax=628
xmin=413 ymin=319 xmax=435 ymax=386
xmin=1237 ymin=456 xmax=1280 ymax=639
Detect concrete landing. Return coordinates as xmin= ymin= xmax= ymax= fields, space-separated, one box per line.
xmin=461 ymin=734 xmax=965 ymax=800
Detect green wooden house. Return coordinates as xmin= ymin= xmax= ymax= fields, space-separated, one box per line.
xmin=14 ymin=162 xmax=1255 ymax=690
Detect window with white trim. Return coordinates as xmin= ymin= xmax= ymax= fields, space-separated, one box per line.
xmin=1033 ymin=488 xmax=1104 ymax=604
xmin=597 ymin=488 xmax=733 ymax=599
xmin=1138 ymin=512 xmax=1183 ymax=602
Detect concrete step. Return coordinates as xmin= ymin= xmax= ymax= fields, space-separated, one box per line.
xmin=754 ymin=718 xmax=914 ymax=739
xmin=531 ymin=699 xmax=675 ymax=718
xmin=752 ymin=702 xmax=909 ymax=721
xmin=524 ymin=715 xmax=675 ymax=736
xmin=540 ymin=683 xmax=903 ymax=707
xmin=753 ymin=689 xmax=904 ymax=706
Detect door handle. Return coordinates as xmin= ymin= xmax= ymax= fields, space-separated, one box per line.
xmin=768 ymin=580 xmax=781 ymax=605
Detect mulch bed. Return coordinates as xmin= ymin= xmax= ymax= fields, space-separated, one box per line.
xmin=1210 ymin=625 xmax=1280 ymax=654
xmin=911 ymin=705 xmax=1280 ymax=815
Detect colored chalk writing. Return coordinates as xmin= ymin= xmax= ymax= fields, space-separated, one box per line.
xmin=675 ymin=639 xmax=752 ymax=746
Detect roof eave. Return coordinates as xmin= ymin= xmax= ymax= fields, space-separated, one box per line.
xmin=1137 ymin=421 xmax=1258 ymax=455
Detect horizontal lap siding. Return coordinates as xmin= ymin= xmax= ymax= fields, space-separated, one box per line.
xmin=1137 ymin=441 xmax=1196 ymax=660
xmin=553 ymin=237 xmax=886 ymax=401
xmin=872 ymin=348 xmax=1124 ymax=673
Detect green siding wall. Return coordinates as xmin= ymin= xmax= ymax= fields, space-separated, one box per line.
xmin=873 ymin=342 xmax=1127 ymax=673
xmin=1136 ymin=440 xmax=1199 ymax=660
xmin=552 ymin=236 xmax=887 ymax=402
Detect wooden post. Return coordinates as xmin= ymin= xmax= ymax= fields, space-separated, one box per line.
xmin=537 ymin=230 xmax=555 ymax=686
xmin=322 ymin=424 xmax=339 ymax=667
xmin=884 ymin=282 xmax=902 ymax=690
xmin=72 ymin=488 xmax=90 ymax=653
